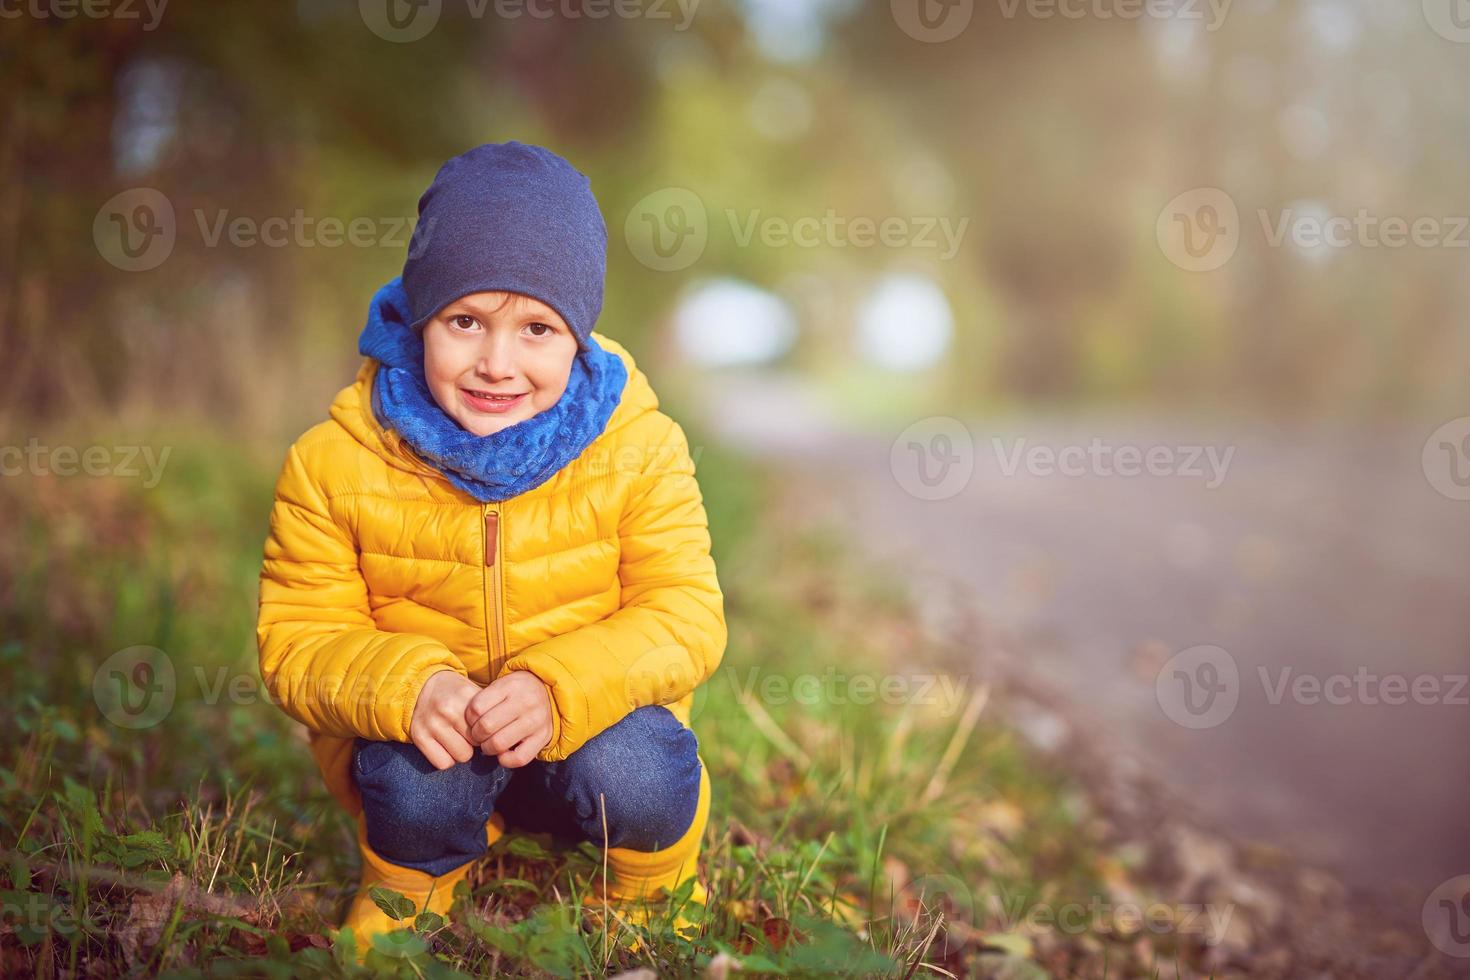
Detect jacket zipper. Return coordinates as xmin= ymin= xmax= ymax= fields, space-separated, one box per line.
xmin=483 ymin=506 xmax=505 ymax=677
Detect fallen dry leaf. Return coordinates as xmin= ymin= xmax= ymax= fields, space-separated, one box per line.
xmin=115 ymin=872 xmax=259 ymax=968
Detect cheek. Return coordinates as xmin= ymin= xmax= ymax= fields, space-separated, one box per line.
xmin=530 ymin=362 xmax=573 ymax=399
xmin=528 ymin=342 xmax=578 ymax=395
xmin=422 ymin=340 xmax=461 ymax=388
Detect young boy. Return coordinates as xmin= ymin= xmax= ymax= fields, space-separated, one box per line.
xmin=255 ymin=141 xmax=725 ymax=947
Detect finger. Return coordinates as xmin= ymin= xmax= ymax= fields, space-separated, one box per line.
xmin=498 ymin=739 xmax=539 ymax=769
xmin=415 ymin=732 xmax=455 ymax=771
xmin=468 ymin=700 xmax=520 ymax=745
xmin=439 ymin=727 xmax=476 ymax=765
xmin=499 ymin=722 xmax=552 ymax=769
xmin=480 ymin=715 xmax=536 ymax=757
xmin=464 ymin=682 xmax=510 ymax=728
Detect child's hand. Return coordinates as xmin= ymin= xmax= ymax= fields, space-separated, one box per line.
xmin=464 ymin=670 xmax=554 ymax=769
xmin=408 ymin=670 xmax=483 ymax=770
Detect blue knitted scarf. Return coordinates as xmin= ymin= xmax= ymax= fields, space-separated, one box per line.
xmin=357 ymin=277 xmax=628 ymax=503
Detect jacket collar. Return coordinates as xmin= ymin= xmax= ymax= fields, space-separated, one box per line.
xmin=329 ymin=330 xmax=660 ymax=488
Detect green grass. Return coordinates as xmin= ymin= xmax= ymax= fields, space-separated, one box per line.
xmin=0 ymin=423 xmax=1216 ymax=978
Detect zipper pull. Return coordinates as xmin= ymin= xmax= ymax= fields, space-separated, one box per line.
xmin=484 ymin=510 xmax=498 ymax=566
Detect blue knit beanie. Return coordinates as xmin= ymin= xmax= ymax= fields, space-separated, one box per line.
xmin=402 ymin=141 xmax=606 ymax=352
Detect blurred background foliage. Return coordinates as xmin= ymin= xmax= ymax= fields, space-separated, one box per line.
xmin=3 ymin=0 xmax=1467 ymax=445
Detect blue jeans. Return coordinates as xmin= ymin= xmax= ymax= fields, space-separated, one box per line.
xmin=352 ymin=704 xmax=703 ymax=876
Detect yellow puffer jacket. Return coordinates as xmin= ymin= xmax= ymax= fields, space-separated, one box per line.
xmin=255 ymin=333 xmax=726 ymax=818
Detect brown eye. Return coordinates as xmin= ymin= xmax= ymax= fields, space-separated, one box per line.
xmin=527 ymin=322 xmax=552 ymax=337
xmin=451 ymin=315 xmax=477 ymax=331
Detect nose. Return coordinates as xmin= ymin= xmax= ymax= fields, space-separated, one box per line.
xmin=474 ymin=331 xmax=518 ymax=382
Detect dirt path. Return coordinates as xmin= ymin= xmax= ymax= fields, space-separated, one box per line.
xmin=691 ymin=372 xmax=1470 ymax=915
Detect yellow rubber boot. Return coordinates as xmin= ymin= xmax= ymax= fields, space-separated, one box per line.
xmin=340 ymin=812 xmax=507 ymax=956
xmin=593 ymin=760 xmax=711 ymax=947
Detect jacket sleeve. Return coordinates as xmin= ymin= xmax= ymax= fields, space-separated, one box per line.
xmin=256 ymin=440 xmax=466 ymax=742
xmin=501 ymin=418 xmax=727 ymax=762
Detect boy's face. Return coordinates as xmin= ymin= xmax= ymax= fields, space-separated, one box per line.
xmin=421 ymin=290 xmax=580 ymax=437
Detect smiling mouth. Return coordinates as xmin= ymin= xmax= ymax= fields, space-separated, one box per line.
xmin=460 ymin=388 xmax=529 ymax=413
